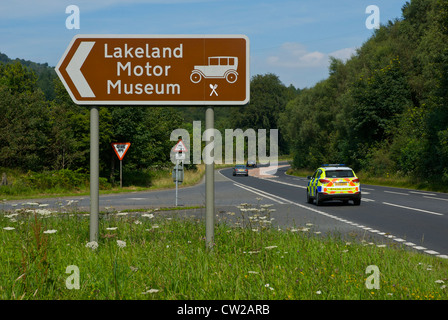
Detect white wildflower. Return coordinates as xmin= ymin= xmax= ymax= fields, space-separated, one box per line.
xmin=142 ymin=213 xmax=154 ymax=219
xmin=117 ymin=240 xmax=126 ymax=248
xmin=85 ymin=241 xmax=99 ymax=250
xmin=3 ymin=227 xmax=15 ymax=230
xmin=264 ymin=246 xmax=278 ymax=250
xmin=106 ymin=227 xmax=118 ymax=230
xmin=43 ymin=229 xmax=57 ymax=234
xmin=316 ymin=290 xmax=322 ymax=295
xmin=141 ymin=289 xmax=159 ymax=294
xmin=134 ymin=220 xmax=142 ymax=225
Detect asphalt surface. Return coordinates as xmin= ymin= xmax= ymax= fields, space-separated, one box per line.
xmin=2 ymin=162 xmax=447 ymax=259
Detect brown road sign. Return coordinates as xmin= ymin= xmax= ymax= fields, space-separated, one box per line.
xmin=55 ymin=34 xmax=249 ymax=105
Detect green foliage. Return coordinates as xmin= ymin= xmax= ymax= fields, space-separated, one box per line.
xmin=281 ymin=0 xmax=448 ymax=186
xmin=232 ymin=73 xmax=299 ymax=155
xmin=1 ymin=0 xmax=446 ymax=191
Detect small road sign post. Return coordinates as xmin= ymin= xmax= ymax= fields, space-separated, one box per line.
xmin=56 ymin=34 xmax=249 ymax=245
xmin=173 ymin=140 xmax=187 ymax=207
xmin=111 ymin=142 xmax=131 ymax=188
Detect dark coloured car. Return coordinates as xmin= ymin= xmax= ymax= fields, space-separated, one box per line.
xmin=246 ymin=160 xmax=257 ymax=168
xmin=233 ymin=164 xmax=248 ymax=176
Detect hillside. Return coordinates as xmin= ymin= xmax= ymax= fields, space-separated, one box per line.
xmin=279 ymin=0 xmax=448 ymax=188
xmin=0 ymin=51 xmax=57 ymax=100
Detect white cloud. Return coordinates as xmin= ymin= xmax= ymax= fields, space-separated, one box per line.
xmin=266 ymin=42 xmax=326 ymax=68
xmin=256 ymin=42 xmax=358 ymax=88
xmin=265 ymin=42 xmax=356 ymax=69
xmin=328 ymin=47 xmax=357 ymax=61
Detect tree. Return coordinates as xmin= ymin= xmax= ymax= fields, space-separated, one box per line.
xmin=230 ymin=73 xmax=296 ymax=155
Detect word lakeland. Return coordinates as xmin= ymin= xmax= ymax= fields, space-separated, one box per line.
xmin=105 ymin=43 xmax=183 ymax=96
xmin=177 ymin=304 xmax=270 ymax=317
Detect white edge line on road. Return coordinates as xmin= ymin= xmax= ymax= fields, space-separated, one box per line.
xmin=260 ymin=178 xmax=307 ymax=189
xmin=230 ymin=179 xmax=447 ymax=259
xmin=232 ymin=183 xmax=285 ymax=204
xmin=382 ymin=202 xmax=443 ymax=216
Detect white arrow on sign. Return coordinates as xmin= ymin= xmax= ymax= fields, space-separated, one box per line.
xmin=66 ymin=41 xmax=96 ymax=98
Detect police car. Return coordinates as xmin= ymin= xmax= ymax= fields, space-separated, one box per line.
xmin=306 ymin=164 xmax=361 ymax=206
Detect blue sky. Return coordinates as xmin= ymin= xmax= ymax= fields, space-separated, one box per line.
xmin=0 ymin=0 xmax=407 ymax=89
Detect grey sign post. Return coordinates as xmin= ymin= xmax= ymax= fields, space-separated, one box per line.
xmin=205 ymin=107 xmax=215 ymax=249
xmin=90 ymin=106 xmax=99 ymax=242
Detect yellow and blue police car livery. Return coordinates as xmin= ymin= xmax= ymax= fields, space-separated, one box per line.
xmin=307 ymin=164 xmax=361 ymax=206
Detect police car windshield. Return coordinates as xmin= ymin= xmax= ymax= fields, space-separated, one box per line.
xmin=325 ymin=170 xmax=354 ymax=178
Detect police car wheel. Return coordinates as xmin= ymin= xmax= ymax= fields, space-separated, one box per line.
xmin=316 ymin=192 xmax=322 ymax=206
xmin=353 ymin=199 xmax=361 ymax=206
xmin=306 ymin=190 xmax=313 ymax=204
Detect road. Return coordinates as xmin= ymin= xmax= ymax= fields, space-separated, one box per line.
xmin=2 ymin=162 xmax=447 ymax=259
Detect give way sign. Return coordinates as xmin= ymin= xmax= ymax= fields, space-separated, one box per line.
xmin=112 ymin=142 xmax=131 ymax=161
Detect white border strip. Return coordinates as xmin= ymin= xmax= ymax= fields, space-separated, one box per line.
xmin=56 ymin=34 xmax=250 ymax=106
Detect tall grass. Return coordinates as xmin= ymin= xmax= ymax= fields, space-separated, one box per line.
xmin=0 ymin=165 xmax=205 ymax=200
xmin=1 ymin=202 xmax=447 ymax=300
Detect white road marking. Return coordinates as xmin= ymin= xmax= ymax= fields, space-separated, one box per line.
xmin=230 ymin=180 xmax=447 ymax=258
xmin=384 ymin=190 xmax=409 ymax=196
xmin=424 ymin=250 xmax=440 ymax=255
xmin=382 ymin=202 xmax=443 ymax=216
xmin=409 ymin=191 xmax=436 ymax=196
xmin=424 ymin=196 xmax=448 ymax=202
xmin=232 ymin=183 xmax=285 ymax=204
xmin=261 ymin=178 xmax=307 ymax=189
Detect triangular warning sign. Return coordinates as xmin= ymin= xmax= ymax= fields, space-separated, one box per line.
xmin=173 ymin=139 xmax=188 ymax=153
xmin=112 ymin=142 xmax=131 ymax=160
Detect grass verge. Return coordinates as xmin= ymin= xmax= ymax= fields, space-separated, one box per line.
xmin=1 ymin=202 xmax=447 ymax=300
xmin=0 ymin=165 xmax=205 ymax=201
